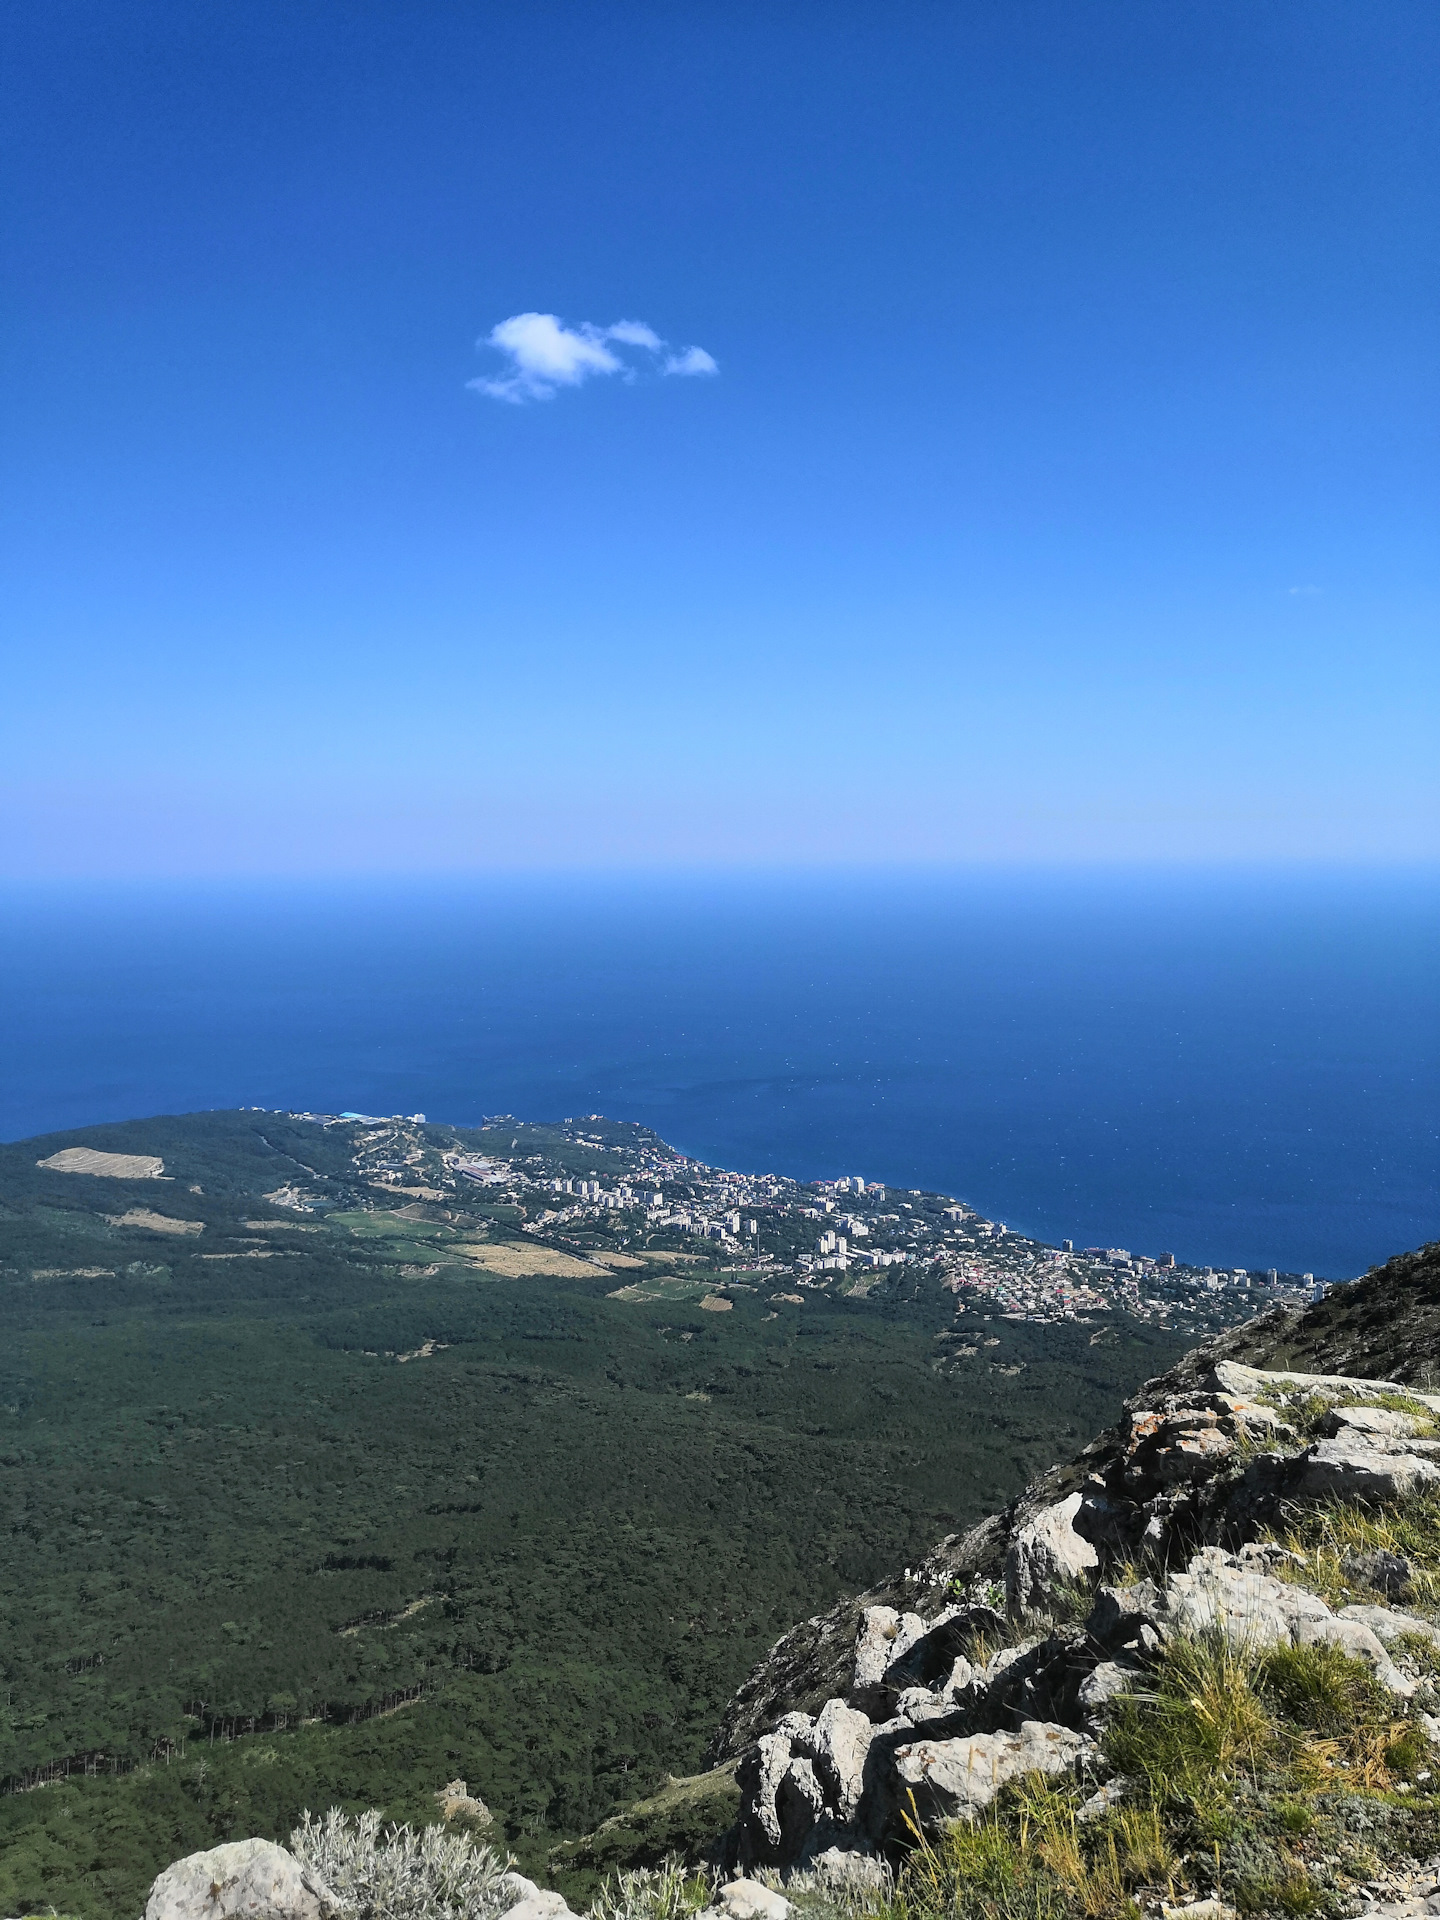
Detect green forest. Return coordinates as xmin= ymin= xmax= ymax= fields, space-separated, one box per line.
xmin=0 ymin=1111 xmax=1186 ymax=1919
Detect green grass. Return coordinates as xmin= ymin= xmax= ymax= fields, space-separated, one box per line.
xmin=882 ymin=1629 xmax=1439 ymax=1920
xmin=1265 ymin=1490 xmax=1440 ymax=1612
xmin=887 ymin=1776 xmax=1168 ymax=1920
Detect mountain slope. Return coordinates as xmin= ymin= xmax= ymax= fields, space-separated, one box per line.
xmin=707 ymin=1239 xmax=1439 ymax=1760
xmin=695 ymin=1240 xmax=1440 ymax=1920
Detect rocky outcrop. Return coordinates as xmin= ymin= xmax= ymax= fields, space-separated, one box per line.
xmin=703 ymin=1879 xmax=792 ymax=1920
xmin=722 ymin=1348 xmax=1440 ymax=1877
xmin=732 ymin=1604 xmax=1106 ymax=1870
xmin=501 ymin=1872 xmax=582 ymax=1920
xmin=711 ymin=1341 xmax=1440 ymax=1764
xmin=138 ymin=1253 xmax=1440 ymax=1916
xmin=436 ymin=1778 xmax=494 ymax=1826
xmin=144 ymin=1840 xmax=337 ymax=1920
xmin=1005 ymin=1493 xmax=1099 ymax=1617
xmin=1101 ymin=1545 xmax=1414 ymax=1694
xmin=888 ymin=1721 xmax=1094 ymax=1828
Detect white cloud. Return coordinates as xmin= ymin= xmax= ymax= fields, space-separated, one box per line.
xmin=468 ymin=313 xmax=717 ymax=403
xmin=606 ymin=319 xmax=665 ymax=351
xmin=663 ymin=345 xmax=719 ymax=378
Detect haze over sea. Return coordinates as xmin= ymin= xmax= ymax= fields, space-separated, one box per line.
xmin=2 ymin=866 xmax=1435 ymax=1281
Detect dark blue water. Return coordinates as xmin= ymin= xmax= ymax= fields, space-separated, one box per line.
xmin=1 ymin=868 xmax=1436 ymax=1277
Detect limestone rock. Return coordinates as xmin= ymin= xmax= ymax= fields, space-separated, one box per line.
xmin=944 ymin=1635 xmax=1078 ymax=1733
xmin=808 ymin=1698 xmax=875 ymax=1821
xmin=506 ymin=1889 xmax=576 ymax=1920
xmin=1293 ymin=1438 xmax=1440 ymax=1504
xmin=1224 ymin=1399 xmax=1295 ymax=1439
xmin=801 ymin=1847 xmax=890 ymax=1894
xmin=1077 ymin=1659 xmax=1144 ymax=1727
xmin=1339 ymin=1603 xmax=1440 ymax=1648
xmin=501 ymin=1874 xmax=580 ymax=1920
xmin=1086 ymin=1584 xmax=1161 ymax=1655
xmin=1123 ymin=1409 xmax=1236 ymax=1492
xmin=887 ymin=1720 xmax=1094 ymax=1831
xmin=881 ymin=1606 xmax=969 ymax=1693
xmin=852 ymin=1606 xmax=926 ymax=1697
xmin=1292 ymin=1615 xmax=1413 ymax=1696
xmin=1151 ymin=1547 xmax=1412 ymax=1693
xmin=145 ymin=1840 xmax=337 ymax=1920
xmin=718 ymin=1879 xmax=792 ymax=1920
xmin=508 ymin=1893 xmax=578 ymax=1920
xmin=1208 ymin=1361 xmax=1412 ymax=1402
xmin=1077 ymin=1781 xmax=1129 ymax=1821
xmin=748 ymin=1732 xmax=796 ymax=1850
xmin=773 ymin=1711 xmax=816 ymax=1742
xmin=1234 ymin=1541 xmax=1304 ymax=1572
xmin=1005 ymin=1494 xmax=1099 ymax=1616
xmin=1321 ymin=1405 xmax=1425 ymax=1440
xmin=435 ymin=1778 xmax=493 ymax=1826
xmin=778 ymin=1754 xmax=826 ymax=1828
xmin=896 ymin=1685 xmax=962 ymax=1727
xmin=1158 ymin=1546 xmax=1330 ymax=1644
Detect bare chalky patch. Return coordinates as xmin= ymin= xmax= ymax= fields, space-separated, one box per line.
xmin=106 ymin=1208 xmax=204 ymax=1236
xmin=37 ymin=1146 xmax=164 ymax=1179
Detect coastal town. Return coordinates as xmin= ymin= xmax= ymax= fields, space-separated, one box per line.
xmin=314 ymin=1109 xmax=1316 ymax=1335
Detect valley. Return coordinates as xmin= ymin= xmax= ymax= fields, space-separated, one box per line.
xmin=0 ymin=1107 xmax=1225 ymax=1917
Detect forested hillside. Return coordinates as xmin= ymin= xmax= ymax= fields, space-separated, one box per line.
xmin=0 ymin=1110 xmax=1188 ymax=1918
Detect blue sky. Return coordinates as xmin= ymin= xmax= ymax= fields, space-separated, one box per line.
xmin=3 ymin=0 xmax=1436 ymax=876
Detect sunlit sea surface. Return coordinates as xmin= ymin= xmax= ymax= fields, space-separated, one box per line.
xmin=2 ymin=867 xmax=1435 ymax=1277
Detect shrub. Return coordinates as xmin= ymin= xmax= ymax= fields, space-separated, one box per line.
xmin=290 ymin=1807 xmax=513 ymax=1920
xmin=1234 ymin=1866 xmax=1320 ymax=1917
xmin=753 ymin=1855 xmax=893 ymax=1920
xmin=588 ymin=1857 xmax=715 ymax=1920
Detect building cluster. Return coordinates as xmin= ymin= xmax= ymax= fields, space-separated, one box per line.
xmin=330 ymin=1113 xmax=1308 ymax=1334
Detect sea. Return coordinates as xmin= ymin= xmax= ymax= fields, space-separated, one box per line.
xmin=1 ymin=866 xmax=1436 ymax=1279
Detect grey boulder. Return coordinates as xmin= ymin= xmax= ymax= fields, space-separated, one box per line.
xmin=887 ymin=1720 xmax=1094 ymax=1830
xmin=1339 ymin=1603 xmax=1440 ymax=1649
xmin=145 ymin=1840 xmax=337 ymax=1920
xmin=1149 ymin=1548 xmax=1413 ymax=1694
xmin=1321 ymin=1405 xmax=1425 ymax=1441
xmin=1077 ymin=1660 xmax=1144 ymax=1730
xmin=807 ymin=1698 xmax=877 ymax=1821
xmin=852 ymin=1606 xmax=927 ymax=1696
xmin=1292 ymin=1439 xmax=1440 ymax=1504
xmin=716 ymin=1880 xmax=792 ymax=1920
xmin=1005 ymin=1495 xmax=1098 ymax=1617
xmin=500 ymin=1873 xmax=581 ymax=1920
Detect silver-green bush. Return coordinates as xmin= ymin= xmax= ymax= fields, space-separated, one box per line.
xmin=291 ymin=1807 xmax=514 ymax=1920
xmin=588 ymin=1857 xmax=715 ymax=1920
